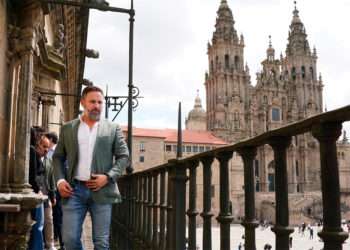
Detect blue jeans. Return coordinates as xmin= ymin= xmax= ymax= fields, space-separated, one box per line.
xmin=28 ymin=204 xmax=44 ymax=250
xmin=62 ymin=181 xmax=112 ymax=250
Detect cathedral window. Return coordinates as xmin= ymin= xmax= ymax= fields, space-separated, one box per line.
xmin=296 ymin=160 xmax=299 ymax=177
xmin=301 ymin=66 xmax=306 ymax=79
xmin=310 ymin=66 xmax=314 ymax=80
xmin=234 ymin=55 xmax=240 ymax=70
xmin=271 ymin=108 xmax=281 ymax=121
xmin=225 ymin=54 xmax=230 ymax=69
xmin=292 ymin=67 xmax=296 ymax=80
xmin=263 ymin=96 xmax=268 ymax=105
xmin=234 ymin=111 xmax=240 ymax=129
xmin=255 ymin=159 xmax=259 ymax=177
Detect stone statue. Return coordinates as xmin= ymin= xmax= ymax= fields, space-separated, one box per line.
xmin=54 ymin=24 xmax=65 ymax=55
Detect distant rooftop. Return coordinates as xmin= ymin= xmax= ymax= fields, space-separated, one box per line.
xmin=121 ymin=126 xmax=227 ymax=145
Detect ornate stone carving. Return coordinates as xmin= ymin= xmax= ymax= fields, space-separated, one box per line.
xmin=53 ymin=23 xmax=65 ymax=56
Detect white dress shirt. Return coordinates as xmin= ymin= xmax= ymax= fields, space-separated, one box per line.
xmin=74 ymin=119 xmax=99 ymax=181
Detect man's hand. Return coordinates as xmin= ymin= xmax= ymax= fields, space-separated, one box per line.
xmin=86 ymin=174 xmax=108 ymax=191
xmin=57 ymin=180 xmax=74 ymax=198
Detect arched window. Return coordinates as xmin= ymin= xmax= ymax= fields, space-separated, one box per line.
xmin=233 ymin=111 xmax=240 ymax=129
xmin=301 ymin=66 xmax=306 ymax=79
xmin=292 ymin=67 xmax=296 ymax=80
xmin=263 ymin=95 xmax=268 ymax=105
xmin=271 ymin=107 xmax=281 ymax=121
xmin=310 ymin=66 xmax=314 ymax=80
xmin=296 ymin=160 xmax=299 ymax=177
xmin=234 ymin=56 xmax=240 ymax=70
xmin=210 ymin=60 xmax=214 ymax=73
xmin=225 ymin=54 xmax=230 ymax=69
xmin=215 ymin=56 xmax=219 ymax=68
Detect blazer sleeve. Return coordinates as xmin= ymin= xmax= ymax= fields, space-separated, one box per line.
xmin=52 ymin=126 xmax=67 ymax=183
xmin=106 ymin=124 xmax=130 ymax=181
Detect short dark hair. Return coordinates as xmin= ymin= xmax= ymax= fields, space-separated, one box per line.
xmin=30 ymin=126 xmax=45 ymax=146
xmin=81 ymin=86 xmax=104 ymax=99
xmin=46 ymin=132 xmax=58 ymax=144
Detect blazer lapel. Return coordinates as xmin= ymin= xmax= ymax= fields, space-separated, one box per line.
xmin=70 ymin=119 xmax=80 ymax=176
xmin=91 ymin=119 xmax=105 ymax=173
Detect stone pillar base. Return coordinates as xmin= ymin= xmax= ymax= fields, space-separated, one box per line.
xmin=318 ymin=230 xmax=348 ymax=250
xmin=271 ymin=225 xmax=294 ymax=250
xmin=0 ymin=192 xmax=46 ymax=249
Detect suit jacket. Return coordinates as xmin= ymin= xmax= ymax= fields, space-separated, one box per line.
xmin=52 ymin=118 xmax=129 ymax=204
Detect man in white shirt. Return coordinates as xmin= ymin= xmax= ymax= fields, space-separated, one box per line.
xmin=53 ymin=86 xmax=129 ymax=250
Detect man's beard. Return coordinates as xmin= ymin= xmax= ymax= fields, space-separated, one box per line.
xmin=87 ymin=109 xmax=101 ymax=121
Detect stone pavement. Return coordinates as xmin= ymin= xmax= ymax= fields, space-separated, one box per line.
xmin=81 ymin=219 xmax=350 ymax=250
xmin=196 ymin=225 xmax=350 ymax=250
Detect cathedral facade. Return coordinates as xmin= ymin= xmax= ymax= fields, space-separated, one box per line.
xmin=186 ymin=0 xmax=350 ymax=223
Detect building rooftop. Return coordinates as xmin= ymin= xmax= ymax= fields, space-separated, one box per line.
xmin=121 ymin=126 xmax=227 ymax=145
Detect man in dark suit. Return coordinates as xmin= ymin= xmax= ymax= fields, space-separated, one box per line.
xmin=53 ymin=86 xmax=129 ymax=249
xmin=28 ymin=133 xmax=51 ymax=250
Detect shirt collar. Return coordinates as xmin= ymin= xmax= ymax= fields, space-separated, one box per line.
xmin=79 ymin=116 xmax=100 ymax=128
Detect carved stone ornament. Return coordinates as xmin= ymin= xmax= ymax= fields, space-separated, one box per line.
xmin=36 ymin=26 xmax=66 ymax=80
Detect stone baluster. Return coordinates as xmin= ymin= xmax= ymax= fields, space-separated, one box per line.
xmin=268 ymin=136 xmax=294 ymax=250
xmin=312 ymin=122 xmax=348 ymax=250
xmin=166 ymin=165 xmax=175 ymax=250
xmin=200 ymin=156 xmax=214 ymax=250
xmin=237 ymin=147 xmax=258 ymax=250
xmin=158 ymin=169 xmax=166 ymax=250
xmin=187 ymin=160 xmax=199 ymax=250
xmin=135 ymin=174 xmax=143 ymax=248
xmin=216 ymin=151 xmax=234 ymax=250
xmin=146 ymin=174 xmax=153 ymax=246
xmin=152 ymin=171 xmax=159 ymax=248
xmin=173 ymin=160 xmax=187 ymax=250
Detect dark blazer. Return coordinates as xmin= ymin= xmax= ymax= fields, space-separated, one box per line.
xmin=53 ymin=118 xmax=129 ymax=203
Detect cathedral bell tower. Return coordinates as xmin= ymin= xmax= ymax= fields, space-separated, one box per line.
xmin=205 ymin=0 xmax=251 ymax=143
xmin=282 ymin=2 xmax=323 ymax=119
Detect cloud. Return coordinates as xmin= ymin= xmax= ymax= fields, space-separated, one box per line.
xmin=85 ymin=0 xmax=350 ymax=132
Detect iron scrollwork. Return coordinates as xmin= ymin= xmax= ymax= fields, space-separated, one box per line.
xmin=106 ymin=85 xmax=141 ymax=121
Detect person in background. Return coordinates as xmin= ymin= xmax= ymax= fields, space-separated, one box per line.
xmin=43 ymin=132 xmax=59 ymax=250
xmin=28 ymin=132 xmax=51 ymax=250
xmin=46 ymin=132 xmax=65 ymax=250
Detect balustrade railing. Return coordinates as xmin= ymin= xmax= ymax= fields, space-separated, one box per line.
xmin=111 ymin=105 xmax=350 ymax=250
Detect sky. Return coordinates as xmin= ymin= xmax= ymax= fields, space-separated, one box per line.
xmin=84 ymin=0 xmax=350 ymax=133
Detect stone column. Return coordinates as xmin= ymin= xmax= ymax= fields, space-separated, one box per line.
xmin=9 ymin=26 xmax=36 ymax=193
xmin=268 ymin=136 xmax=294 ymax=250
xmin=312 ymin=122 xmax=348 ymax=250
xmin=237 ymin=146 xmax=258 ymax=250
xmin=31 ymin=89 xmax=41 ymax=126
xmin=40 ymin=95 xmax=55 ymax=131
